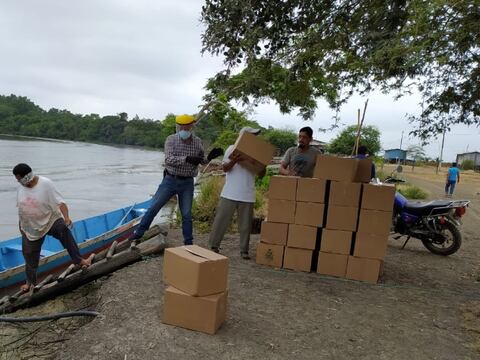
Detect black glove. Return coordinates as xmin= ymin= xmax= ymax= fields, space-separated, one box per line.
xmin=185 ymin=156 xmax=203 ymax=165
xmin=207 ymin=147 xmax=224 ymax=161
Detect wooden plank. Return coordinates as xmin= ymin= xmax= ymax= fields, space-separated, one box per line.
xmin=0 ymin=234 xmax=168 ymax=314
xmin=33 ymin=274 xmax=54 ymax=292
xmin=57 ymin=264 xmax=76 ymax=282
xmin=106 ymin=241 xmax=118 ymax=260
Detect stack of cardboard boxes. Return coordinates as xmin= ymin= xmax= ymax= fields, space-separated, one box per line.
xmin=256 ymin=155 xmax=395 ymax=284
xmin=162 ymin=245 xmax=229 ymax=334
xmin=256 ymin=176 xmax=326 ymax=272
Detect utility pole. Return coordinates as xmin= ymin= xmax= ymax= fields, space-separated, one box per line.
xmin=399 ymin=131 xmax=404 ymax=150
xmin=436 ymin=122 xmax=447 ymax=174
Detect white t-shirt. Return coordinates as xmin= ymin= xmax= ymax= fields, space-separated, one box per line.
xmin=17 ymin=176 xmax=64 ymax=241
xmin=220 ymin=145 xmax=256 ymax=203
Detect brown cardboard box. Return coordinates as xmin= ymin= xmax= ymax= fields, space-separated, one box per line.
xmin=320 ymin=229 xmax=352 ymax=255
xmin=267 ymin=199 xmax=296 ymax=224
xmin=354 ymin=233 xmax=389 ymax=260
xmin=230 ymin=131 xmax=275 ymax=174
xmin=346 ymin=256 xmax=383 ymax=284
xmin=283 ymin=247 xmax=313 ymax=272
xmin=295 ymin=202 xmax=325 ymax=227
xmin=354 ymin=158 xmax=374 ymax=183
xmin=287 ymin=224 xmax=317 ymax=250
xmin=326 ymin=205 xmax=358 ymax=231
xmin=313 ymin=155 xmax=358 ymax=182
xmin=329 ymin=181 xmax=362 ymax=207
xmin=268 ymin=176 xmax=298 ymax=200
xmin=162 ymin=286 xmax=227 ymax=335
xmin=361 ymin=184 xmax=396 ymax=212
xmin=317 ymin=252 xmax=349 ymax=278
xmin=163 ymin=245 xmax=229 ymax=296
xmin=357 ymin=209 xmax=393 ymax=237
xmin=296 ymin=178 xmax=327 ymax=203
xmin=260 ymin=221 xmax=289 ymax=246
xmin=256 ymin=242 xmax=285 ymax=268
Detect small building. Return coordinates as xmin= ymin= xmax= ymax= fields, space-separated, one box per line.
xmin=384 ymin=149 xmax=407 ymax=163
xmin=310 ymin=139 xmax=328 ymax=153
xmin=456 ymin=151 xmax=480 ymax=170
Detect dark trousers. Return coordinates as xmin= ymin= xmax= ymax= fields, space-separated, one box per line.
xmin=22 ymin=218 xmax=83 ymax=285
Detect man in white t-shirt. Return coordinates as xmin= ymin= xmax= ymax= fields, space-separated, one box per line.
xmin=12 ymin=163 xmax=91 ymax=292
xmin=209 ymin=127 xmax=266 ymax=259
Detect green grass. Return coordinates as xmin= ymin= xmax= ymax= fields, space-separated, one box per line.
xmin=397 ymin=184 xmax=428 ymax=199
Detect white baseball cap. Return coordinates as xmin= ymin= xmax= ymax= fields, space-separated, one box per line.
xmin=239 ymin=127 xmax=261 ymax=135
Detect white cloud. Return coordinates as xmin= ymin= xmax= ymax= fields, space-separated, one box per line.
xmin=1 ymin=1 xmax=478 ymax=162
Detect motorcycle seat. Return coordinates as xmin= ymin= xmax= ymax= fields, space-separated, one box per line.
xmin=404 ymin=200 xmax=452 ymax=216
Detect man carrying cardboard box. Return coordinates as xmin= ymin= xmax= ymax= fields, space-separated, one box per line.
xmin=279 ymin=127 xmax=321 ymax=178
xmin=354 ymin=145 xmax=376 ymax=180
xmin=129 ymin=114 xmax=223 ymax=245
xmin=209 ymin=127 xmax=266 ymax=259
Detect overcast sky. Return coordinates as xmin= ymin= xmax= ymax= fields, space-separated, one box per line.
xmin=1 ymin=1 xmax=478 ymax=161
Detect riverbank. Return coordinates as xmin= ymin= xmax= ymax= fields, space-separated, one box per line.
xmin=2 ymin=165 xmax=479 ymax=359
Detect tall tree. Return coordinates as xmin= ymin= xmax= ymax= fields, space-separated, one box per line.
xmin=201 ymin=1 xmax=480 ymax=140
xmin=328 ymin=125 xmax=381 ymax=156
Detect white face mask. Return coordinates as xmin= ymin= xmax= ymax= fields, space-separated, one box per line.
xmin=19 ymin=172 xmax=34 ymax=186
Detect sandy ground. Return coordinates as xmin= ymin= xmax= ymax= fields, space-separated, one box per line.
xmin=1 ymin=166 xmax=479 ymax=360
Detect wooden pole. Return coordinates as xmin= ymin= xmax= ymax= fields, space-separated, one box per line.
xmin=352 ymin=100 xmax=369 ymax=156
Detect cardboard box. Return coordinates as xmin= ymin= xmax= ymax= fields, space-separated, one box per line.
xmin=268 ymin=176 xmax=298 ymax=201
xmin=346 ymin=256 xmax=383 ymax=284
xmin=230 ymin=131 xmax=275 ymax=173
xmin=295 ymin=202 xmax=325 ymax=227
xmin=326 ymin=206 xmax=358 ymax=231
xmin=296 ymin=178 xmax=327 ymax=203
xmin=354 ymin=158 xmax=374 ymax=183
xmin=313 ymin=155 xmax=358 ymax=182
xmin=317 ymin=252 xmax=349 ymax=278
xmin=354 ymin=233 xmax=389 ymax=260
xmin=260 ymin=221 xmax=288 ymax=246
xmin=256 ymin=242 xmax=285 ymax=268
xmin=357 ymin=209 xmax=393 ymax=237
xmin=163 ymin=245 xmax=229 ymax=296
xmin=320 ymin=229 xmax=352 ymax=255
xmin=361 ymin=184 xmax=396 ymax=212
xmin=329 ymin=181 xmax=362 ymax=207
xmin=283 ymin=247 xmax=313 ymax=272
xmin=162 ymin=286 xmax=227 ymax=335
xmin=267 ymin=199 xmax=296 ymax=224
xmin=287 ymin=224 xmax=318 ymax=250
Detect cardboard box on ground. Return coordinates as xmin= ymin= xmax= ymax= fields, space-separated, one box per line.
xmin=162 ymin=245 xmax=229 ymax=334
xmin=256 ymin=242 xmax=285 ymax=268
xmin=260 ymin=221 xmax=288 ymax=246
xmin=257 ymin=154 xmax=395 ymax=284
xmin=229 ymin=131 xmax=275 ymax=174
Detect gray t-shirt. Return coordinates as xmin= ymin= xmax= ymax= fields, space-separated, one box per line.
xmin=282 ymin=146 xmax=320 ymax=178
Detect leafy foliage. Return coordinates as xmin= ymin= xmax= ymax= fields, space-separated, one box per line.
xmin=327 ymin=125 xmax=381 ymax=155
xmin=398 ymin=184 xmax=428 ymax=199
xmin=0 ymin=94 xmax=299 ymax=156
xmin=201 ymin=0 xmax=480 ymax=140
xmin=461 ymin=159 xmax=475 ymax=170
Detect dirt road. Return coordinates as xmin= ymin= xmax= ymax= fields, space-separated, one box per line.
xmin=2 ymin=167 xmax=479 ymax=360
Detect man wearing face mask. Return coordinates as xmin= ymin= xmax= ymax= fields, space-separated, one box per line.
xmin=12 ymin=163 xmax=91 ymax=292
xmin=129 ymin=114 xmax=223 ymax=245
xmin=279 ymin=126 xmax=320 ymax=178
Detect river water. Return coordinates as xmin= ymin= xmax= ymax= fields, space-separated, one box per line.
xmin=0 ymin=136 xmax=171 ymax=240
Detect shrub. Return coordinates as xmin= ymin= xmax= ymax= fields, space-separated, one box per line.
xmin=461 ymin=159 xmax=474 ymax=170
xmin=397 ymin=184 xmax=428 ymax=199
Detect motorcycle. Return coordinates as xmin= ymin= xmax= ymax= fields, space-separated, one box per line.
xmin=391 ymin=191 xmax=470 ymax=256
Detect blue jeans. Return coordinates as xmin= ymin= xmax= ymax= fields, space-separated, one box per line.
xmin=445 ymin=180 xmax=456 ymax=195
xmin=135 ymin=175 xmax=194 ymax=245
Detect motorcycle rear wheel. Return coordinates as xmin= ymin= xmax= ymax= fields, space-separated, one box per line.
xmin=421 ymin=221 xmax=462 ymax=256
